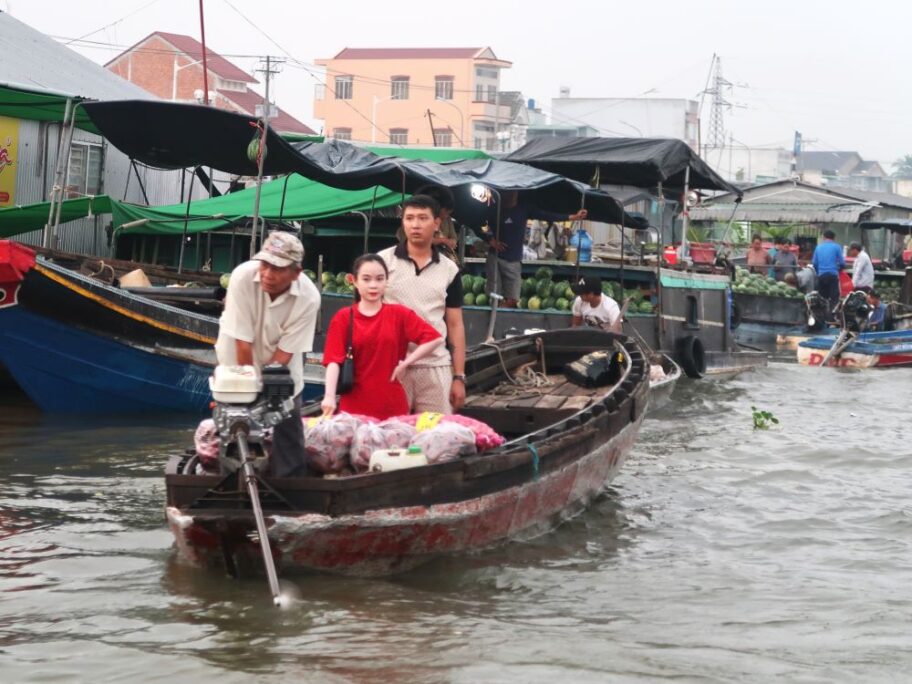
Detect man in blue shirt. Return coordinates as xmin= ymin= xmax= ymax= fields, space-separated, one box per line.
xmin=483 ymin=191 xmax=588 ymax=307
xmin=866 ymin=290 xmax=888 ymax=331
xmin=811 ymin=230 xmax=845 ymax=316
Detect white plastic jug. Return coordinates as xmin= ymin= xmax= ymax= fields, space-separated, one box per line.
xmin=369 ymin=446 xmax=428 ymax=473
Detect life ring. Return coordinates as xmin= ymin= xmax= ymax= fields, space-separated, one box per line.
xmin=676 ymin=335 xmax=706 ymax=379
xmin=730 ymin=301 xmax=742 ymax=329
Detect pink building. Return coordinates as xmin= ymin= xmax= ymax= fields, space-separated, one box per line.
xmin=106 ymin=31 xmax=315 ymax=135
xmin=314 ymin=47 xmax=512 ymax=149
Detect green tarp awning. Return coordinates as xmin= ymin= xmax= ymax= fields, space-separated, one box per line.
xmin=109 ymin=174 xmax=404 ymax=236
xmin=0 ymin=84 xmax=99 ymax=133
xmin=0 ymin=195 xmax=112 ymax=238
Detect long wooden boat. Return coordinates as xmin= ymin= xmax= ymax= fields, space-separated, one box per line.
xmin=0 ymin=240 xmax=319 ymax=412
xmin=648 ymin=354 xmax=682 ymax=411
xmin=165 ymin=328 xmax=649 ymax=577
xmin=797 ymin=329 xmax=912 ymax=368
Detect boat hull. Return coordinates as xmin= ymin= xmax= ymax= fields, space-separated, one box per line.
xmin=796 ymin=329 xmax=912 ymax=368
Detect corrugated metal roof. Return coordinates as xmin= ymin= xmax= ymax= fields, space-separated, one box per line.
xmin=690 ymin=203 xmax=872 ymax=224
xmin=0 ymin=12 xmax=153 ymax=101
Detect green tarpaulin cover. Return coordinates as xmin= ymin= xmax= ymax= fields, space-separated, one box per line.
xmin=0 ymin=195 xmax=112 ymax=238
xmin=0 ymin=84 xmax=99 ymax=133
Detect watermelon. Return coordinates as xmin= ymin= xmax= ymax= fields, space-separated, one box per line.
xmin=462 ymin=274 xmax=474 ymax=291
xmin=555 ymin=297 xmax=570 ymax=311
xmin=535 ymin=266 xmax=553 ymax=281
xmin=519 ymin=297 xmax=529 ymax=309
xmin=542 ymin=297 xmax=556 ymax=310
xmin=563 ymin=284 xmax=574 ymax=300
xmin=475 ymin=293 xmax=489 ymax=307
xmin=219 ymin=273 xmax=230 ymax=289
xmin=521 ymin=279 xmax=536 ymax=296
xmin=463 ymin=293 xmax=476 ymax=306
xmin=536 ymin=279 xmax=553 ymax=298
xmin=639 ymin=301 xmax=654 ymax=314
xmin=304 ymin=270 xmax=316 ymax=281
xmin=321 ymin=272 xmax=334 ymax=285
xmin=473 ymin=276 xmax=486 ymax=294
xmin=323 ymin=282 xmax=338 ymax=293
xmin=335 ymin=272 xmax=349 ymax=286
xmin=528 ymin=296 xmax=542 ymax=310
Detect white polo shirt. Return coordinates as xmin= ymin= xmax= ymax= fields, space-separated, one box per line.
xmin=572 ymin=294 xmax=621 ymax=329
xmin=215 ymin=260 xmax=320 ymax=396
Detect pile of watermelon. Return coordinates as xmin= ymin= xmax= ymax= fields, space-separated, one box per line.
xmin=317 ymin=271 xmax=355 ymax=296
xmin=875 ymin=280 xmax=903 ymax=303
xmin=732 ymin=266 xmax=803 ymax=299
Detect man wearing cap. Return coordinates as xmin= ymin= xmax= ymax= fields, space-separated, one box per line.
xmin=570 ymin=276 xmax=622 ymax=332
xmin=216 ymin=231 xmax=320 ymax=477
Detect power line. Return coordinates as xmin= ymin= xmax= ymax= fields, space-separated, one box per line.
xmin=63 ymin=0 xmax=164 ymax=45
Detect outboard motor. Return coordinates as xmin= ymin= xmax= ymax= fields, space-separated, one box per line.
xmin=209 ymin=363 xmax=295 ymax=475
xmin=837 ymin=290 xmax=872 ymax=333
xmin=804 ymin=291 xmax=830 ymax=332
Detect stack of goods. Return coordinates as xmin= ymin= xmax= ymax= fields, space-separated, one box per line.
xmin=875 ymin=281 xmax=903 ymax=303
xmin=732 ymin=267 xmax=804 ymax=299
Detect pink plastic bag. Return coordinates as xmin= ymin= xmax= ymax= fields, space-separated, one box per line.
xmin=350 ymin=422 xmax=389 ymax=472
xmin=378 ymin=419 xmax=417 ymax=449
xmin=410 ymin=422 xmax=478 ymax=464
xmin=304 ymin=413 xmax=362 ymax=474
xmin=391 ymin=412 xmax=504 ymax=451
xmin=194 ymin=419 xmax=220 ymax=471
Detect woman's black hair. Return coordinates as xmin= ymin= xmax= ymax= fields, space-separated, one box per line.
xmin=350 ymin=253 xmax=389 ymax=302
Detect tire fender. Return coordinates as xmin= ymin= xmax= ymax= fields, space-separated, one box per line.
xmin=676 ymin=335 xmax=706 ymax=379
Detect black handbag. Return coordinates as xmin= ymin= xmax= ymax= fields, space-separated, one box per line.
xmin=338 ymin=306 xmax=355 ymax=394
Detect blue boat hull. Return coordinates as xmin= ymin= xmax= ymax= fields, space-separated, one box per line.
xmin=0 ymin=307 xmax=214 ymax=413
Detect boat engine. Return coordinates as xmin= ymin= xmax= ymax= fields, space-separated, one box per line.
xmin=804 ymin=291 xmax=830 ymax=332
xmin=837 ymin=290 xmax=872 ymax=333
xmin=209 ymin=364 xmax=296 ymax=474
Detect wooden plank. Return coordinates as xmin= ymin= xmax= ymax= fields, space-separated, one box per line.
xmin=561 ymin=395 xmax=594 ymax=411
xmin=465 ymin=393 xmax=499 ymax=408
xmin=505 ymin=395 xmax=544 ymax=409
xmin=533 ymin=394 xmax=568 ymax=409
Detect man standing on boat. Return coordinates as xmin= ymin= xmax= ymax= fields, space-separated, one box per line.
xmin=848 ymin=242 xmax=874 ymax=293
xmin=812 ymin=230 xmax=845 ymax=315
xmin=570 ymin=276 xmax=622 ymax=332
xmin=216 ymin=231 xmax=320 ymax=477
xmin=483 ymin=191 xmax=588 ymax=308
xmin=380 ymin=195 xmax=467 ymax=413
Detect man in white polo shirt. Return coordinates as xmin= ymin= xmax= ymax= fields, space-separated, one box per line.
xmin=216 ymin=231 xmax=320 ymax=476
xmin=570 ymin=276 xmax=622 ymax=332
xmin=380 ymin=195 xmax=467 ymax=414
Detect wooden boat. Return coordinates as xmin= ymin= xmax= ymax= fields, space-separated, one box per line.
xmin=733 ymin=291 xmax=807 ymax=348
xmin=797 ymin=329 xmax=912 ymax=368
xmin=164 ymin=328 xmax=649 ymax=577
xmin=0 ymin=240 xmax=320 ymax=412
xmin=648 ymin=353 xmax=682 ymax=411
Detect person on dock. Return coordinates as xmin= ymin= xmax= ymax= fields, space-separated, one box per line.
xmin=811 ymin=230 xmax=845 ymax=316
xmin=570 ymin=276 xmax=622 ymax=332
xmin=216 ymin=231 xmax=320 ymax=477
xmin=773 ymin=238 xmax=798 ymax=281
xmin=380 ymin=195 xmax=467 ymax=413
xmin=796 ymin=263 xmax=816 ymax=294
xmin=321 ymin=254 xmax=444 ymax=421
xmin=848 ymin=242 xmax=874 ymax=292
xmin=483 ymin=191 xmax=588 ymax=308
xmin=747 ymin=234 xmax=771 ymax=274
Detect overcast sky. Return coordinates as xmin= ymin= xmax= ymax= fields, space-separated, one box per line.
xmin=6 ymin=0 xmax=910 ymax=168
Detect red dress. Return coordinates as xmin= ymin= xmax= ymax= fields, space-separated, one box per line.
xmin=323 ymin=302 xmax=441 ymax=420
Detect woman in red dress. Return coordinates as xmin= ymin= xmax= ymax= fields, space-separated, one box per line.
xmin=321 ymin=254 xmax=443 ymax=420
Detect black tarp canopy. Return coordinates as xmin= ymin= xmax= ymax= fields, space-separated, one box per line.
xmin=860 ymin=219 xmax=912 ymax=234
xmin=81 ymin=100 xmax=644 ymax=226
xmin=505 ymin=137 xmax=741 ymax=194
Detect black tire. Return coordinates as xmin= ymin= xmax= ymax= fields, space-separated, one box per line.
xmin=676 ymin=335 xmax=706 ymax=379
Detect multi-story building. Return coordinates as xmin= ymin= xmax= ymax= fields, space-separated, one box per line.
xmin=796 ymin=151 xmax=889 ymax=193
xmin=106 ymin=31 xmax=314 ymax=135
xmin=313 ymin=47 xmax=512 ymax=149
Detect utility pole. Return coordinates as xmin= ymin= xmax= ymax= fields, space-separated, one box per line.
xmin=705 ymin=57 xmax=731 ymax=152
xmin=426 ymin=109 xmax=438 ymax=146
xmin=249 ymin=55 xmax=284 ymax=257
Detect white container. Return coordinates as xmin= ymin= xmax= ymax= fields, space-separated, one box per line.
xmin=209 ymin=365 xmax=261 ymax=403
xmin=369 ymin=446 xmax=428 ymax=473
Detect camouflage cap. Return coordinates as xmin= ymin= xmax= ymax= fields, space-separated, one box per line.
xmin=253 ymin=231 xmax=304 ymax=268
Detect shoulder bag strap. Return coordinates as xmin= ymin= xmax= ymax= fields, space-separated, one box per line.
xmin=346 ymin=305 xmax=354 ymax=358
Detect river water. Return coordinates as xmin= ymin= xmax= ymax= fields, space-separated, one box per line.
xmin=1 ymin=364 xmax=910 ymax=683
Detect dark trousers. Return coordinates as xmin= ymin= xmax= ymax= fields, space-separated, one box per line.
xmin=271 ymin=393 xmax=306 ymax=477
xmin=817 ymin=273 xmax=840 ymax=314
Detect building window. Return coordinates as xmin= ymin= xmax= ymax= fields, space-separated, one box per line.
xmin=435 ymin=76 xmax=454 ymax=100
xmin=66 ymin=142 xmax=104 ymax=198
xmin=389 ymin=128 xmax=408 ymax=145
xmin=475 ymin=67 xmax=498 ymax=79
xmin=335 ymin=76 xmax=353 ymax=100
xmin=475 ymin=85 xmax=484 ymax=101
xmin=391 ymin=76 xmax=409 ymax=100
xmin=486 ymin=85 xmax=497 ymax=103
xmin=333 ymin=128 xmax=352 ymax=141
xmin=434 ymin=129 xmax=452 ymax=147
xmin=685 ymin=295 xmax=700 ymax=328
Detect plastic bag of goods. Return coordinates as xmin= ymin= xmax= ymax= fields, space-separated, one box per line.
xmin=378 ymin=419 xmax=417 ymax=449
xmin=410 ymin=422 xmax=478 ymax=465
xmin=194 ymin=419 xmax=221 ymax=472
xmin=392 ymin=412 xmax=504 ymax=451
xmin=350 ymin=422 xmax=390 ymax=473
xmin=304 ymin=413 xmax=362 ymax=474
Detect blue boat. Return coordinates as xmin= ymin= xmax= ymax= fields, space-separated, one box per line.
xmin=0 ymin=241 xmax=321 ymax=413
xmin=796 ymin=328 xmax=912 ymax=368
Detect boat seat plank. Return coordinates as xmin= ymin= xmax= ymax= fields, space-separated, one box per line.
xmin=533 ymin=394 xmax=568 ymax=409
xmin=561 ymin=395 xmax=594 ymax=411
